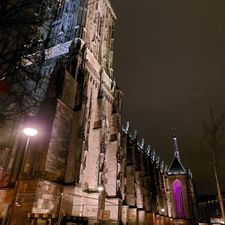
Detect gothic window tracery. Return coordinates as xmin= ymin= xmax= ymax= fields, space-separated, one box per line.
xmin=173 ymin=179 xmax=185 ymax=218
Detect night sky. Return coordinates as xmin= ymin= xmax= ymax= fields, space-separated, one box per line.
xmin=112 ymin=0 xmax=225 ymax=195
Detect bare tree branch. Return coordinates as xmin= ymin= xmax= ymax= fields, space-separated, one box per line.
xmin=201 ymin=109 xmax=225 ymax=222
xmin=0 ymin=0 xmax=50 ymax=122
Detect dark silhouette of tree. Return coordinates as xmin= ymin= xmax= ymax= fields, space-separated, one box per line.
xmin=201 ymin=109 xmax=225 ymax=222
xmin=0 ymin=0 xmax=49 ymax=122
xmin=0 ymin=0 xmax=46 ymax=78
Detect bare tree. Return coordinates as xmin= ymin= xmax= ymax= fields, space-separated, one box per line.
xmin=0 ymin=0 xmax=50 ymax=122
xmin=0 ymin=0 xmax=45 ymax=78
xmin=201 ymin=109 xmax=225 ymax=222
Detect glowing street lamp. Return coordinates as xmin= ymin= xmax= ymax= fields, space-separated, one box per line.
xmin=97 ymin=185 xmax=104 ymax=192
xmin=97 ymin=185 xmax=105 ymax=224
xmin=20 ymin=127 xmax=38 ymax=177
xmin=7 ymin=126 xmax=38 ymax=225
xmin=23 ymin=128 xmax=38 ymax=137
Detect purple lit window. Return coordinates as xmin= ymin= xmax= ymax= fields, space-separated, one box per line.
xmin=173 ymin=179 xmax=185 ymax=218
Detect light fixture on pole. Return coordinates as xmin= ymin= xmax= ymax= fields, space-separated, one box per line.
xmin=161 ymin=208 xmax=165 ymax=213
xmin=6 ymin=126 xmax=38 ymax=225
xmin=20 ymin=127 xmax=38 ymax=176
xmin=23 ymin=128 xmax=38 ymax=137
xmin=97 ymin=185 xmax=104 ymax=192
xmin=97 ymin=185 xmax=104 ymax=224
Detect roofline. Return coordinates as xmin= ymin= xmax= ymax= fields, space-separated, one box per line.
xmin=105 ymin=0 xmax=117 ymax=20
xmin=167 ymin=155 xmax=186 ymax=175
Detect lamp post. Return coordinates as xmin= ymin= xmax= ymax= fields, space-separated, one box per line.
xmin=97 ymin=185 xmax=104 ymax=192
xmin=6 ymin=126 xmax=38 ymax=225
xmin=97 ymin=185 xmax=104 ymax=225
xmin=20 ymin=128 xmax=38 ymax=177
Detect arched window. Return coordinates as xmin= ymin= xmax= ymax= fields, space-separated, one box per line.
xmin=173 ymin=179 xmax=185 ymax=218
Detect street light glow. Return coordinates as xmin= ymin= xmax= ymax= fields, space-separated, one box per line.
xmin=97 ymin=186 xmax=104 ymax=192
xmin=23 ymin=128 xmax=38 ymax=137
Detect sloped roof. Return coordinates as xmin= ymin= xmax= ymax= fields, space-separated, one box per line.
xmin=168 ymin=156 xmax=186 ymax=175
xmin=167 ymin=135 xmax=187 ymax=175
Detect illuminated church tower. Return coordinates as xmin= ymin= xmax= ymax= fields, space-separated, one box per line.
xmin=0 ymin=0 xmax=198 ymax=223
xmin=167 ymin=135 xmax=197 ymax=225
xmin=0 ymin=0 xmax=120 ymax=224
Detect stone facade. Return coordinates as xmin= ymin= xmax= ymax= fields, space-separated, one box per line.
xmin=0 ymin=0 xmax=197 ymax=225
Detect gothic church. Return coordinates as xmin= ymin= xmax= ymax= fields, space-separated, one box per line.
xmin=0 ymin=0 xmax=197 ymax=224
